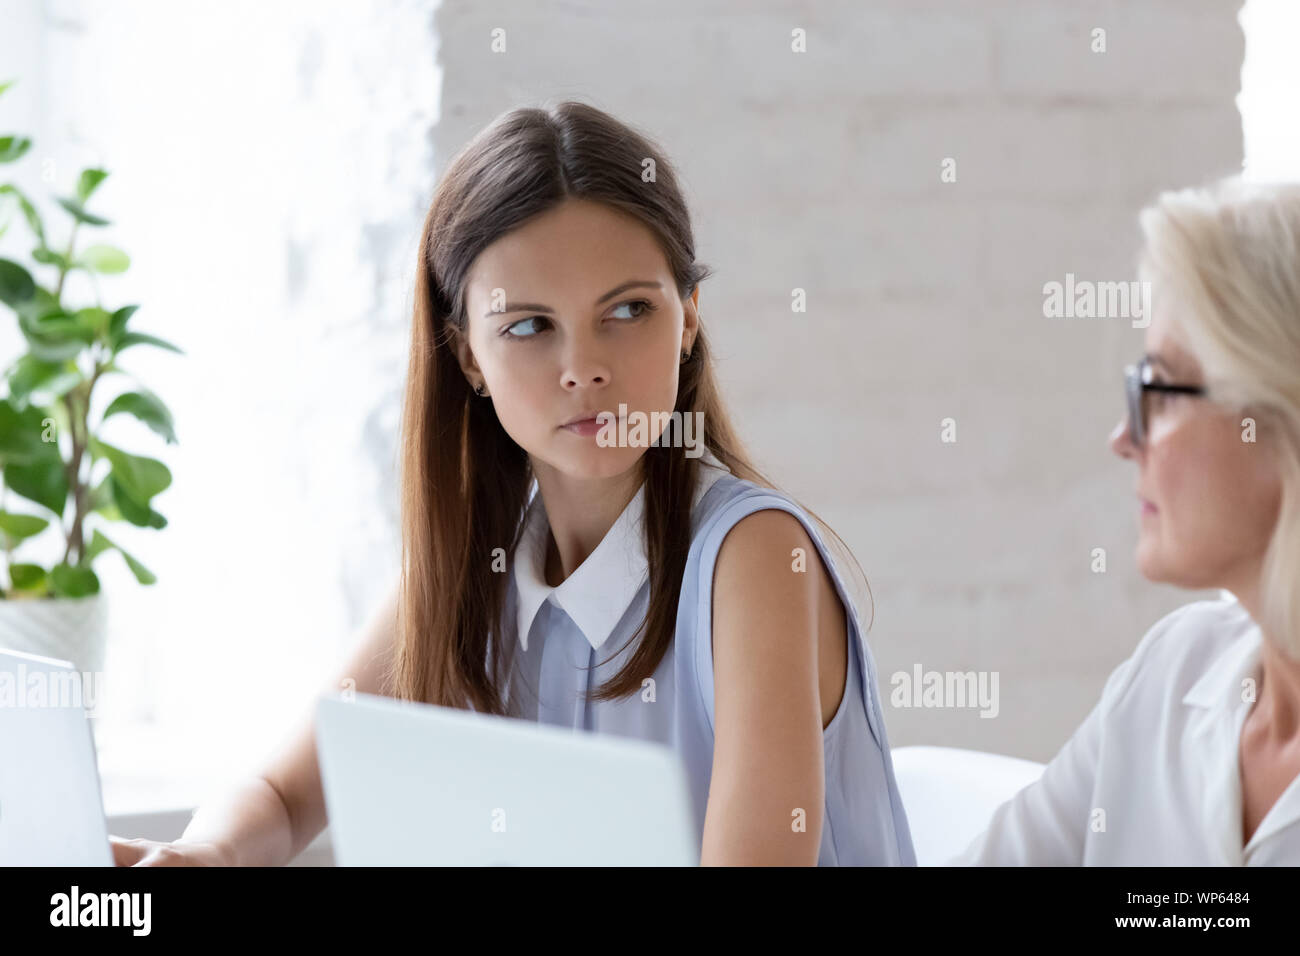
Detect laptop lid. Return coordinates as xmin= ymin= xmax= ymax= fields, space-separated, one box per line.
xmin=0 ymin=647 xmax=112 ymax=866
xmin=316 ymin=692 xmax=698 ymax=866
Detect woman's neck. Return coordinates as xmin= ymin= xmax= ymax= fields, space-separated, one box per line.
xmin=532 ymin=459 xmax=644 ymax=586
xmin=1253 ymin=637 xmax=1300 ymax=740
xmin=1231 ymin=579 xmax=1300 ymax=738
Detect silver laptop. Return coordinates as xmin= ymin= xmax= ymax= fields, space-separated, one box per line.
xmin=0 ymin=647 xmax=113 ymax=866
xmin=316 ymin=692 xmax=698 ymax=865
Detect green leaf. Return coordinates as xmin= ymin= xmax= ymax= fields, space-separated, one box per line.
xmin=0 ymin=257 xmax=36 ymax=306
xmin=76 ymin=169 xmax=109 ymax=204
xmin=90 ymin=438 xmax=171 ymax=503
xmin=102 ymin=389 xmax=177 ymax=444
xmin=16 ymin=307 xmax=93 ymax=361
xmin=56 ymin=196 xmax=110 ymax=227
xmin=108 ymin=475 xmax=166 ymax=529
xmin=17 ymin=330 xmax=84 ymax=362
xmin=116 ymin=545 xmax=156 ymax=584
xmin=7 ymin=356 xmax=83 ymax=403
xmin=13 ymin=285 xmax=61 ymax=323
xmin=0 ymin=185 xmax=46 ymax=245
xmin=20 ymin=301 xmax=96 ymax=341
xmin=0 ymin=399 xmax=58 ymax=465
xmin=0 ymin=136 xmax=32 ymax=163
xmin=87 ymin=475 xmax=117 ymax=517
xmin=5 ymin=356 xmax=81 ymax=405
xmin=50 ymin=562 xmax=100 ymax=597
xmin=31 ymin=246 xmax=72 ymax=270
xmin=0 ymin=191 xmax=15 ymax=240
xmin=6 ymin=356 xmax=65 ymax=392
xmin=3 ymin=457 xmax=68 ymax=518
xmin=0 ymin=80 xmax=15 ymax=99
xmin=80 ymin=243 xmax=129 ymax=274
xmin=112 ymin=330 xmax=183 ymax=355
xmin=85 ymin=528 xmax=155 ymax=584
xmin=73 ymin=306 xmax=111 ymax=341
xmin=107 ymin=305 xmax=139 ymax=342
xmin=83 ymin=528 xmax=114 ymax=562
xmin=8 ymin=563 xmax=47 ymax=592
xmin=0 ymin=510 xmax=50 ymax=541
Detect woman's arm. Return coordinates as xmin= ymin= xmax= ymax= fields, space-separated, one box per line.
xmin=168 ymin=581 xmax=401 ymax=866
xmin=701 ymin=509 xmax=839 ymax=866
xmin=949 ymin=605 xmax=1188 ymax=866
xmin=947 ymin=700 xmax=1104 ymax=865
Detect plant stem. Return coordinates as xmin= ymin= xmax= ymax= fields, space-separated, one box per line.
xmin=51 ymin=220 xmax=98 ymax=569
xmin=54 ymin=222 xmax=79 ymax=301
xmin=60 ymin=391 xmax=84 ymax=565
xmin=60 ymin=349 xmax=107 ymax=568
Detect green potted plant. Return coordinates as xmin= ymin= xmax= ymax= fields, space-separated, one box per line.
xmin=0 ymin=77 xmax=180 ymax=677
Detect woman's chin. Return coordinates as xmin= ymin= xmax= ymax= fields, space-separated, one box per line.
xmin=1136 ymin=542 xmax=1203 ymax=591
xmin=549 ymin=443 xmax=642 ymax=481
xmin=1134 ymin=540 xmax=1167 ymax=584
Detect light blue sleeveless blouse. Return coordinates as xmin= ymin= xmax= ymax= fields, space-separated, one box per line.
xmin=495 ymin=451 xmax=916 ymax=866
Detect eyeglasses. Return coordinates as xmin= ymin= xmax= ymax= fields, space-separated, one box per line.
xmin=1123 ymin=356 xmax=1206 ymax=446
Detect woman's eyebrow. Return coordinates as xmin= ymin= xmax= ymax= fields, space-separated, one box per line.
xmin=481 ymin=279 xmax=663 ymax=319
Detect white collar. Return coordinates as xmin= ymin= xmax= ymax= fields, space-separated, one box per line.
xmin=1181 ymin=603 xmax=1262 ymax=710
xmin=513 ymin=448 xmax=729 ymax=652
xmin=1176 ymin=604 xmax=1297 ymax=858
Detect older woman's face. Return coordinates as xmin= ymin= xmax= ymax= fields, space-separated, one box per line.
xmin=1108 ymin=299 xmax=1281 ymax=592
xmin=455 ymin=198 xmax=697 ymax=482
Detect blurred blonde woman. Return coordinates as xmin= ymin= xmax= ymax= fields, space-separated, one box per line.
xmin=955 ymin=177 xmax=1300 ymax=865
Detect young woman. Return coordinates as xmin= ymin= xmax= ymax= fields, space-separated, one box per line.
xmin=954 ymin=177 xmax=1300 ymax=865
xmin=112 ymin=101 xmax=915 ymax=866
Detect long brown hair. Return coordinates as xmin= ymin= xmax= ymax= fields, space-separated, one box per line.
xmin=388 ymin=100 xmax=872 ymax=713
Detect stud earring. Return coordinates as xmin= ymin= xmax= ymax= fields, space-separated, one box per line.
xmin=475 ymin=382 xmax=487 ymax=396
xmin=680 ymin=350 xmax=691 ymax=365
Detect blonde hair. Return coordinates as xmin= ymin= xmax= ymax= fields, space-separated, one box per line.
xmin=1138 ymin=176 xmax=1300 ymax=657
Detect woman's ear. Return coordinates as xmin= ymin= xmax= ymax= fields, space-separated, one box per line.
xmin=683 ymin=286 xmax=701 ymax=353
xmin=450 ymin=325 xmax=480 ymax=378
xmin=449 ymin=325 xmax=489 ymax=396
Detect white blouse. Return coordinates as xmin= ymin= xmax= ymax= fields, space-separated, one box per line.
xmin=951 ymin=597 xmax=1300 ymax=865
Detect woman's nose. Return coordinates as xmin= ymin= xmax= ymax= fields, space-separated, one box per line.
xmin=1109 ymin=416 xmax=1137 ymax=460
xmin=561 ymin=345 xmax=610 ymax=389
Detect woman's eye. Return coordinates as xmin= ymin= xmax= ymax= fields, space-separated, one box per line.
xmin=502 ymin=316 xmax=549 ymax=339
xmin=610 ymin=299 xmax=655 ymax=321
xmin=501 ymin=300 xmax=655 ymax=338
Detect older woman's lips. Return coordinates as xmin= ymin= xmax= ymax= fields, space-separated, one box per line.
xmin=1140 ymin=498 xmax=1158 ymax=515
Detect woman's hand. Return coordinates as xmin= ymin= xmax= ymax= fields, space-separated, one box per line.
xmin=110 ymin=835 xmax=236 ymax=866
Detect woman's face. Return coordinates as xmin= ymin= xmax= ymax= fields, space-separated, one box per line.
xmin=455 ymin=198 xmax=698 ymax=482
xmin=1108 ymin=299 xmax=1281 ymax=593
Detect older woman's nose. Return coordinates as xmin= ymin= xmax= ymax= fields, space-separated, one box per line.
xmin=1109 ymin=416 xmax=1137 ymax=460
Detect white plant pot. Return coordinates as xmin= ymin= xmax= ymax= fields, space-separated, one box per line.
xmin=0 ymin=592 xmax=109 ymax=678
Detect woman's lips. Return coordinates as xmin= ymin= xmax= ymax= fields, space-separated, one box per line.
xmin=560 ymin=416 xmax=605 ymax=436
xmin=1140 ymin=498 xmax=1158 ymax=515
xmin=560 ymin=413 xmax=627 ymax=436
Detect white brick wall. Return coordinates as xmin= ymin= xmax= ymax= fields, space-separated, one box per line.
xmin=433 ymin=0 xmax=1242 ymax=760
